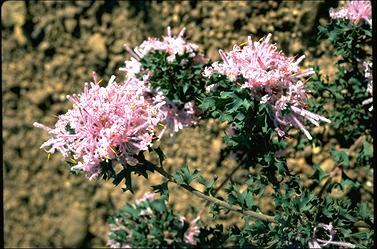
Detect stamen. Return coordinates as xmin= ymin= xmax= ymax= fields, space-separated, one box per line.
xmin=124 ymin=44 xmax=142 ymax=61
xmin=219 ymin=49 xmax=229 ymax=64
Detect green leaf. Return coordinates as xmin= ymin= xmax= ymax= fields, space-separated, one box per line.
xmin=220 ymin=91 xmax=236 ymax=99
xmin=153 ymin=147 xmax=166 ymax=166
xmin=151 ymin=181 xmax=169 ymax=199
xmin=331 ymin=149 xmax=350 ymax=167
xmin=198 ymin=175 xmax=218 ymax=194
xmin=123 ymin=204 xmax=139 ymax=217
xmin=173 ymin=174 xmax=184 ymax=185
xmin=361 ymin=140 xmax=373 ymax=157
xmin=312 ymin=164 xmax=328 ymax=183
xmin=358 ymin=203 xmax=370 ymax=219
xmin=245 ymin=191 xmax=253 ymax=209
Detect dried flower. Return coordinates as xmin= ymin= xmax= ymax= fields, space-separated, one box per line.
xmin=136 ymin=191 xmax=157 ymax=204
xmin=107 ymin=240 xmax=131 ymax=249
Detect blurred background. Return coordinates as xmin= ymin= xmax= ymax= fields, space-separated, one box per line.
xmin=3 ymin=0 xmax=372 ymax=247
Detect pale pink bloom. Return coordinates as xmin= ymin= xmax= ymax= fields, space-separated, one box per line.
xmin=184 ymin=215 xmax=201 ymax=245
xmin=120 ymin=27 xmax=201 ymax=137
xmin=204 ymin=34 xmax=330 ymax=140
xmin=119 ymin=57 xmax=141 ymax=77
xmin=158 ymin=100 xmax=198 ymax=137
xmin=123 ymin=27 xmax=200 ymax=66
xmin=202 ymin=66 xmax=214 ymax=78
xmin=136 ymin=192 xmax=157 ymax=204
xmin=204 ymin=34 xmax=313 ymax=89
xmin=329 ymin=1 xmax=372 ymax=26
xmin=34 ymin=74 xmax=166 ymax=179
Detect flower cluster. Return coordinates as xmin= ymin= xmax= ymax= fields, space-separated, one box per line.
xmin=329 ymin=0 xmax=372 ymax=26
xmin=362 ymin=61 xmax=373 ymax=111
xmin=120 ymin=27 xmax=200 ymax=79
xmin=34 ymin=74 xmax=166 ymax=180
xmin=120 ymin=27 xmax=201 ymax=136
xmin=121 ymin=27 xmax=199 ymax=68
xmin=107 ymin=192 xmax=201 ymax=248
xmin=203 ymin=34 xmax=330 ymax=140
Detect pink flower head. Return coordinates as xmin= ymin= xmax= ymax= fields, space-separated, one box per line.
xmin=204 ymin=34 xmax=330 ymax=140
xmin=121 ymin=27 xmax=200 ymax=77
xmin=34 ymin=74 xmax=166 ymax=179
xmin=121 ymin=27 xmax=201 ymax=79
xmin=158 ymin=99 xmax=198 ymax=137
xmin=119 ymin=27 xmax=200 ymax=137
xmin=329 ymin=1 xmax=372 ymax=26
xmin=184 ymin=215 xmax=201 ymax=245
xmin=204 ymin=34 xmax=314 ymax=89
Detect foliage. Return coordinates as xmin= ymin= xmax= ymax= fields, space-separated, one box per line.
xmin=140 ymin=51 xmax=209 ymax=106
xmin=308 ymin=19 xmax=372 ymax=147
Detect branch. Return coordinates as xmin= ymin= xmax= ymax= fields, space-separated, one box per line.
xmin=213 ymin=163 xmax=242 ymax=195
xmin=153 ymin=165 xmax=276 ymax=223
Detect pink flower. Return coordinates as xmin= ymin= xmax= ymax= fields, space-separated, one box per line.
xmin=136 ymin=192 xmax=157 ymax=205
xmin=34 ymin=74 xmax=166 ymax=180
xmin=119 ymin=57 xmax=141 ymax=77
xmin=204 ymin=34 xmax=331 ymax=140
xmin=184 ymin=215 xmax=201 ymax=245
xmin=158 ymin=100 xmax=198 ymax=137
xmin=202 ymin=66 xmax=214 ymax=78
xmin=329 ymin=1 xmax=372 ymax=26
xmin=107 ymin=240 xmax=131 ymax=249
xmin=123 ymin=27 xmax=200 ymax=66
xmin=119 ymin=27 xmax=201 ymax=137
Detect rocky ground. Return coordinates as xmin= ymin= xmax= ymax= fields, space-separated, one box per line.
xmin=2 ymin=1 xmax=372 ymax=247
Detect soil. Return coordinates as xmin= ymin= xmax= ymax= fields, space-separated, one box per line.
xmin=2 ymin=1 xmax=372 ymax=248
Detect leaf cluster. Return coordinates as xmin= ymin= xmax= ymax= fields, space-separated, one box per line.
xmin=140 ymin=51 xmax=209 ymax=106
xmin=308 ymin=19 xmax=372 ymax=147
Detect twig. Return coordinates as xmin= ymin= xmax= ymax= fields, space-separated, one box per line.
xmin=348 ymin=135 xmax=365 ymax=155
xmin=153 ymin=165 xmax=276 ymax=223
xmin=213 ymin=163 xmax=243 ymax=195
xmin=318 ymin=165 xmax=341 ymax=197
